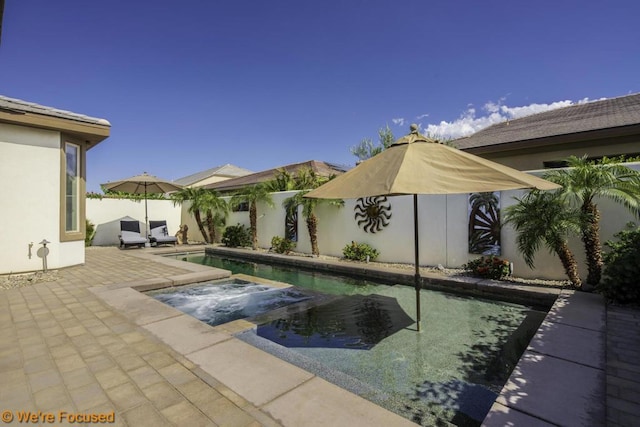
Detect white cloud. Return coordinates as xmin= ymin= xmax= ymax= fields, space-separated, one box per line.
xmin=416 ymin=113 xmax=429 ymax=120
xmin=423 ymin=97 xmax=597 ymax=140
xmin=392 ymin=117 xmax=406 ymax=126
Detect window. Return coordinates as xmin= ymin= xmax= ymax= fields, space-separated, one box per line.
xmin=60 ymin=139 xmax=85 ymax=242
xmin=65 ymin=142 xmax=80 ymax=232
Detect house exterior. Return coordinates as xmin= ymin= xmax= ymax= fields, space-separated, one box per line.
xmin=455 ymin=93 xmax=640 ymax=170
xmin=0 ymin=95 xmax=110 ymax=274
xmin=174 ymin=163 xmax=253 ymax=188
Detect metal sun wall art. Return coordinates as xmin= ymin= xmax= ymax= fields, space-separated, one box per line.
xmin=354 ymin=196 xmax=392 ymax=233
xmin=285 ymin=209 xmax=298 ymax=242
xmin=468 ymin=191 xmax=501 ymax=255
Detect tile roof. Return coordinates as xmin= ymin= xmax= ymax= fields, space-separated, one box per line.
xmin=203 ymin=160 xmax=348 ymax=192
xmin=174 ymin=164 xmax=254 ymax=186
xmin=454 ymin=93 xmax=640 ymax=150
xmin=0 ymin=94 xmax=111 ymax=126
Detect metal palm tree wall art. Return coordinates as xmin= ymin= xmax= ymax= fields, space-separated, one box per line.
xmin=468 ymin=192 xmax=501 ymax=255
xmin=354 ymin=196 xmax=392 ymax=233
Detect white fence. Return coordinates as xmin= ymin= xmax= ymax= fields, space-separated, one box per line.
xmin=87 ymin=180 xmax=638 ymax=282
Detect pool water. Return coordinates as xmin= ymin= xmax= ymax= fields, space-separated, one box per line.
xmin=169 ymin=252 xmax=546 ymax=426
xmin=148 ymin=278 xmax=313 ymax=327
xmin=170 ymin=252 xmax=386 ymax=295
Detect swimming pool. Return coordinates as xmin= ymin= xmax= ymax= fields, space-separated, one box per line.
xmin=168 ymin=252 xmax=546 ymax=426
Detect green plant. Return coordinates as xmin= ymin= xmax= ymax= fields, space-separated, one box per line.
xmin=464 ymin=256 xmax=511 ymax=280
xmin=598 ymin=223 xmax=640 ymax=304
xmin=86 ymin=192 xmax=103 ymax=200
xmin=270 ymin=236 xmax=295 ymax=254
xmin=85 ymin=219 xmax=96 ymax=247
xmin=544 ymin=155 xmax=640 ymax=286
xmin=504 ymin=190 xmax=582 ymax=288
xmin=342 ymin=241 xmax=379 ymax=262
xmin=171 ymin=188 xmax=228 ymax=244
xmin=221 ymin=224 xmax=251 ymax=248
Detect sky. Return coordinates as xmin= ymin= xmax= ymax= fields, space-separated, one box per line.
xmin=1 ymin=0 xmax=639 ymax=192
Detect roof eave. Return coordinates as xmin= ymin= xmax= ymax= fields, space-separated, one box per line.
xmin=462 ymin=123 xmax=640 ymax=155
xmin=0 ymin=109 xmax=110 ymax=148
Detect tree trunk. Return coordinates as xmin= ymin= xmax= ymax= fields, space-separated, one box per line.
xmin=555 ymin=241 xmax=582 ymax=288
xmin=193 ymin=211 xmax=209 ymax=244
xmin=250 ymin=202 xmax=258 ymax=250
xmin=307 ymin=213 xmax=319 ymax=256
xmin=581 ymin=202 xmax=603 ymax=287
xmin=204 ymin=210 xmax=215 ymax=244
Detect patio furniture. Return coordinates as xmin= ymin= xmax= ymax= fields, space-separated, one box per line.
xmin=149 ymin=220 xmax=177 ymax=246
xmin=119 ymin=220 xmax=148 ymax=248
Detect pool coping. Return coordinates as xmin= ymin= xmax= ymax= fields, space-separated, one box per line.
xmin=90 ymin=246 xmax=605 ymax=426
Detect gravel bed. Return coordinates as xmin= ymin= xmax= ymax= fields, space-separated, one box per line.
xmin=0 ymin=271 xmax=62 ymax=290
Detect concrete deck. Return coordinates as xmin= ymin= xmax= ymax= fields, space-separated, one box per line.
xmin=1 ymin=246 xmax=638 ymax=426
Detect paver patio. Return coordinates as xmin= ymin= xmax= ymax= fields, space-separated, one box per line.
xmin=1 ymin=246 xmax=638 ymax=426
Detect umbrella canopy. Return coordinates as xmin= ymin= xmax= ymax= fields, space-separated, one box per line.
xmin=102 ymin=172 xmax=182 ymax=238
xmin=305 ymin=125 xmax=561 ymax=331
xmin=306 ymin=128 xmax=559 ymax=199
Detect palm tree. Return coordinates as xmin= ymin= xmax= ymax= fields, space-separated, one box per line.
xmin=266 ymin=168 xmax=296 ymax=192
xmin=230 ymin=183 xmax=273 ymax=250
xmin=171 ymin=187 xmax=210 ymax=243
xmin=504 ymin=190 xmax=582 ymax=287
xmin=544 ymin=156 xmax=640 ymax=286
xmin=202 ymin=190 xmax=228 ymax=243
xmin=283 ymin=168 xmax=343 ymax=256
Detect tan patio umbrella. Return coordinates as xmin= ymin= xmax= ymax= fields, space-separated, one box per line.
xmin=305 ymin=125 xmax=560 ymax=331
xmin=102 ymin=172 xmax=183 ymax=239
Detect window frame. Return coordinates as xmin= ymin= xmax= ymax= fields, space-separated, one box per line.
xmin=59 ymin=137 xmax=86 ymax=242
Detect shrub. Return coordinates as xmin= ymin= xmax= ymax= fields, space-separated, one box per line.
xmin=598 ymin=223 xmax=640 ymax=304
xmin=271 ymin=236 xmax=295 ymax=254
xmin=342 ymin=241 xmax=379 ymax=262
xmin=85 ymin=219 xmax=96 ymax=247
xmin=222 ymin=224 xmax=251 ymax=248
xmin=464 ymin=256 xmax=511 ymax=280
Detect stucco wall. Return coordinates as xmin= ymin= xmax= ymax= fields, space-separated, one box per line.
xmin=263 ymin=192 xmax=498 ymax=270
xmin=0 ymin=123 xmax=82 ymax=273
xmin=87 ymin=197 xmax=247 ymax=246
xmin=250 ymin=173 xmax=638 ymax=282
xmin=479 ymin=139 xmax=640 ymax=171
xmin=83 ymin=163 xmax=639 ymax=282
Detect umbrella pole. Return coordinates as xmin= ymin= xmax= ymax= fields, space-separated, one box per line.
xmin=413 ymin=194 xmax=421 ymax=332
xmin=144 ymin=184 xmax=149 ymax=240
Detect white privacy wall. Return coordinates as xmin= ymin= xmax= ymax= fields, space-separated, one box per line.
xmin=87 ymin=197 xmax=248 ymax=245
xmin=256 ymin=192 xmax=480 ymax=268
xmin=86 ymin=163 xmax=640 ymax=282
xmin=253 ymin=185 xmax=638 ymax=281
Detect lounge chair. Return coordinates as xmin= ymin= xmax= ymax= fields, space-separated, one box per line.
xmin=149 ymin=220 xmax=177 ymax=246
xmin=119 ymin=220 xmax=148 ymax=248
